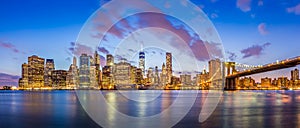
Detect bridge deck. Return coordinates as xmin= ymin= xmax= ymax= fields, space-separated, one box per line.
xmin=226 ymin=56 xmax=300 ymax=79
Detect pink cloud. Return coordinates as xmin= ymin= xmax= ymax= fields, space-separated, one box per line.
xmin=98 ymin=47 xmax=109 ymax=54
xmin=0 ymin=41 xmax=20 ymax=53
xmin=258 ymin=23 xmax=269 ymax=35
xmin=241 ymin=42 xmax=271 ymax=58
xmin=73 ymin=44 xmax=94 ymax=56
xmin=287 ymin=4 xmax=300 ymax=15
xmin=236 ymin=0 xmax=252 ymax=12
xmin=100 ymin=12 xmax=223 ymax=61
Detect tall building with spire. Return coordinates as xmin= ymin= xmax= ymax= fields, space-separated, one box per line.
xmin=166 ymin=52 xmax=172 ymax=84
xmin=66 ymin=56 xmax=79 ymax=88
xmin=139 ymin=51 xmax=145 ymax=77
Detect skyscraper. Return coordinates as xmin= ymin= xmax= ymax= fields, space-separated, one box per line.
xmin=113 ymin=61 xmax=131 ymax=85
xmin=209 ymin=59 xmax=222 ymax=89
xmin=94 ymin=51 xmax=101 ymax=87
xmin=166 ymin=52 xmax=172 ymax=83
xmin=160 ymin=63 xmax=167 ymax=86
xmin=147 ymin=67 xmax=154 ymax=84
xmin=139 ymin=51 xmax=145 ymax=77
xmin=106 ymin=54 xmax=114 ymax=66
xmin=154 ymin=66 xmax=160 ymax=85
xmin=66 ymin=56 xmax=78 ymax=89
xmin=44 ymin=59 xmax=55 ymax=87
xmin=19 ymin=63 xmax=29 ymax=88
xmin=291 ymin=68 xmax=299 ymax=81
xmin=28 ymin=55 xmax=45 ymax=88
xmin=52 ymin=70 xmax=67 ymax=88
xmin=79 ymin=54 xmax=90 ymax=88
xmin=180 ymin=74 xmax=192 ymax=85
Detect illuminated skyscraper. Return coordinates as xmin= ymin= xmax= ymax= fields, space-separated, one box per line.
xmin=209 ymin=59 xmax=222 ymax=89
xmin=44 ymin=59 xmax=55 ymax=87
xmin=291 ymin=68 xmax=299 ymax=81
xmin=261 ymin=77 xmax=272 ymax=88
xmin=180 ymin=74 xmax=192 ymax=85
xmin=113 ymin=61 xmax=131 ymax=85
xmin=28 ymin=55 xmax=45 ymax=88
xmin=102 ymin=66 xmax=113 ymax=89
xmin=94 ymin=51 xmax=101 ymax=67
xmin=154 ymin=66 xmax=160 ymax=85
xmin=147 ymin=67 xmax=154 ymax=84
xmin=19 ymin=63 xmax=29 ymax=88
xmin=52 ymin=70 xmax=67 ymax=88
xmin=135 ymin=68 xmax=143 ymax=85
xmin=130 ymin=66 xmax=137 ymax=84
xmin=106 ymin=54 xmax=114 ymax=66
xmin=94 ymin=51 xmax=101 ymax=87
xmin=79 ymin=54 xmax=90 ymax=88
xmin=166 ymin=52 xmax=172 ymax=83
xmin=66 ymin=56 xmax=78 ymax=88
xmin=139 ymin=51 xmax=145 ymax=77
xmin=160 ymin=63 xmax=167 ymax=86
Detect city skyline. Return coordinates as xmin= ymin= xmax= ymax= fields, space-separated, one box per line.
xmin=0 ymin=0 xmax=300 ymax=86
xmin=15 ymin=52 xmax=300 ymax=90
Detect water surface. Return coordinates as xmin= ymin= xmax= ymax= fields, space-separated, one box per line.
xmin=0 ymin=90 xmax=299 ymax=128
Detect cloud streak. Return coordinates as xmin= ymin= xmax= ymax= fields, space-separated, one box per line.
xmin=226 ymin=51 xmax=237 ymax=61
xmin=287 ymin=4 xmax=300 ymax=15
xmin=241 ymin=42 xmax=271 ymax=58
xmin=0 ymin=41 xmax=21 ymax=53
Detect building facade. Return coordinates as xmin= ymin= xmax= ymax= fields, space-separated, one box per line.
xmin=44 ymin=59 xmax=55 ymax=87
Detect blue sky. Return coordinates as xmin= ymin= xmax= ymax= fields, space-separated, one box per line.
xmin=0 ymin=0 xmax=299 ymax=85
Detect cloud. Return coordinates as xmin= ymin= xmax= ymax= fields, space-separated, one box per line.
xmin=210 ymin=13 xmax=219 ymax=19
xmin=258 ymin=23 xmax=269 ymax=35
xmin=0 ymin=41 xmax=20 ymax=53
xmin=97 ymin=47 xmax=109 ymax=54
xmin=258 ymin=0 xmax=263 ymax=6
xmin=98 ymin=12 xmax=223 ymax=61
xmin=241 ymin=42 xmax=271 ymax=58
xmin=67 ymin=42 xmax=94 ymax=56
xmin=236 ymin=0 xmax=252 ymax=12
xmin=226 ymin=51 xmax=237 ymax=61
xmin=0 ymin=73 xmax=20 ymax=86
xmin=287 ymin=4 xmax=300 ymax=15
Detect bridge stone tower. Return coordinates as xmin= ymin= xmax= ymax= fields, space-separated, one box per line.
xmin=225 ymin=62 xmax=238 ymax=90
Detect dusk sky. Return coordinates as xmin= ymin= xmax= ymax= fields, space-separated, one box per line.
xmin=0 ymin=0 xmax=299 ymax=86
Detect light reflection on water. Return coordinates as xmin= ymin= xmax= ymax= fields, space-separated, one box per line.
xmin=0 ymin=90 xmax=300 ymax=128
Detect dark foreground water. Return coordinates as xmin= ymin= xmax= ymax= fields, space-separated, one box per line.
xmin=0 ymin=90 xmax=300 ymax=128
